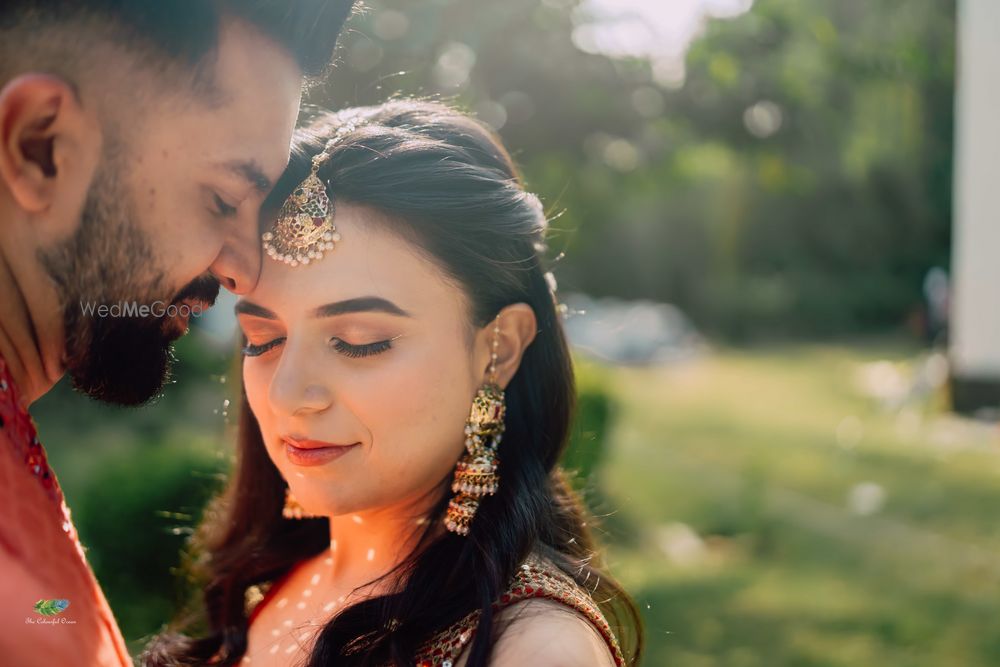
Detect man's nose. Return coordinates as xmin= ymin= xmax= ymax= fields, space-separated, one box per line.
xmin=209 ymin=212 xmax=263 ymax=295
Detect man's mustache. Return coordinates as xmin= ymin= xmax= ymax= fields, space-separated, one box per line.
xmin=171 ymin=275 xmax=221 ymax=308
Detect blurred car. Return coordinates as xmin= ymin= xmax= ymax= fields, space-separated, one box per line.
xmin=560 ymin=293 xmax=704 ymax=365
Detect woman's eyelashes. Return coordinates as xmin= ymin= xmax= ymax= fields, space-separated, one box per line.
xmin=241 ymin=335 xmax=400 ymax=358
xmin=241 ymin=337 xmax=285 ymax=357
xmin=328 ymin=337 xmax=395 ymax=358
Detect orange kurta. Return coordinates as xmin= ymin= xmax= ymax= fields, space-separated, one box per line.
xmin=0 ymin=355 xmax=132 ymax=666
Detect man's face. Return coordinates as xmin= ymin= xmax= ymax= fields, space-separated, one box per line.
xmin=40 ymin=19 xmax=303 ymax=405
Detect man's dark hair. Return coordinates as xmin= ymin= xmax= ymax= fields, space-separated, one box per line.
xmin=0 ymin=0 xmax=356 ymax=81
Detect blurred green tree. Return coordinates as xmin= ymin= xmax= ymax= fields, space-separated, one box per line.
xmin=317 ymin=0 xmax=954 ymax=338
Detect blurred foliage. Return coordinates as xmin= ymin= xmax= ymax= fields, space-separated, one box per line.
xmin=74 ymin=438 xmax=226 ymax=641
xmin=562 ymin=358 xmax=614 ymax=491
xmin=318 ymin=0 xmax=954 ymax=339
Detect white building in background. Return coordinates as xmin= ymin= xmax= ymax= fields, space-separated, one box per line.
xmin=950 ymin=0 xmax=1000 ymax=412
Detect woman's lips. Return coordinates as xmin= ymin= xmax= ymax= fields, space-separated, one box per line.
xmin=282 ymin=437 xmax=360 ymax=467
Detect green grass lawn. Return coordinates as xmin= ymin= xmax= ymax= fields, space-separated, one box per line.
xmin=589 ymin=343 xmax=1000 ymax=667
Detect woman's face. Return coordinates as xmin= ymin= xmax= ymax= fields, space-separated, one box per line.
xmin=237 ymin=202 xmax=488 ymax=518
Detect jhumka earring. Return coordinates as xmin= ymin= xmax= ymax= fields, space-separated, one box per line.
xmin=282 ymin=487 xmax=314 ymax=520
xmin=445 ymin=314 xmax=506 ymax=536
xmin=262 ymin=114 xmax=364 ymax=267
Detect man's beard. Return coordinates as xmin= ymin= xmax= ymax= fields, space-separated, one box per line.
xmin=37 ymin=151 xmax=219 ymax=406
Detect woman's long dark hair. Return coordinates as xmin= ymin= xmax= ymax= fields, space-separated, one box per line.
xmin=142 ymin=99 xmax=643 ymax=666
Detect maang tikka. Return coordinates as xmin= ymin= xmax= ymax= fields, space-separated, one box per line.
xmin=262 ymin=117 xmax=363 ymax=267
xmin=445 ymin=314 xmax=506 ymax=536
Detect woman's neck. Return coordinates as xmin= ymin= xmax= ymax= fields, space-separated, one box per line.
xmin=322 ymin=493 xmax=444 ymax=598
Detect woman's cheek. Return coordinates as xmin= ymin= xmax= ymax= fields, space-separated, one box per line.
xmin=363 ymin=362 xmax=448 ymax=469
xmin=243 ymin=360 xmax=273 ymax=433
xmin=396 ymin=364 xmax=470 ymax=470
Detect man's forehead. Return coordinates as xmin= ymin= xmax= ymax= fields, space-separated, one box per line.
xmin=214 ymin=19 xmax=302 ymax=106
xmin=207 ymin=16 xmax=303 ymax=184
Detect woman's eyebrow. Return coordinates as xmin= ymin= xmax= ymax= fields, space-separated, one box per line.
xmin=311 ymin=296 xmax=412 ymax=318
xmin=234 ymin=300 xmax=278 ymax=319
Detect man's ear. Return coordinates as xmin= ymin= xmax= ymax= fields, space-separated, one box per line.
xmin=0 ymin=73 xmax=99 ymax=219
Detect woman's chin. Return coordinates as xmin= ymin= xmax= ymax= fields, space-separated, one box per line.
xmin=293 ymin=492 xmax=355 ymax=519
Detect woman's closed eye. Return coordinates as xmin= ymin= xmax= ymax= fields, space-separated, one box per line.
xmin=241 ymin=335 xmax=401 ymax=358
xmin=329 ymin=335 xmax=402 ymax=358
xmin=241 ymin=336 xmax=285 ymax=357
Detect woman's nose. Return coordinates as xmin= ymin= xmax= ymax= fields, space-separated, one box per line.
xmin=267 ymin=339 xmax=333 ymax=416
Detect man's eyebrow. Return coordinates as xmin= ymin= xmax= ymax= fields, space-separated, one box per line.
xmin=234 ymin=300 xmax=277 ymax=319
xmin=311 ymin=297 xmax=412 ymax=319
xmin=225 ymin=159 xmax=274 ymax=194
